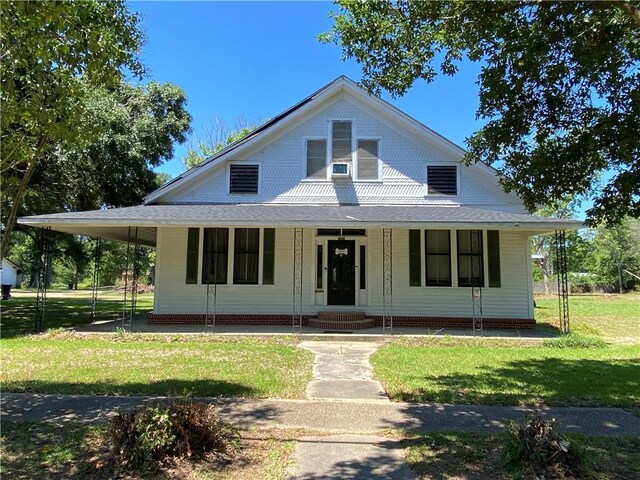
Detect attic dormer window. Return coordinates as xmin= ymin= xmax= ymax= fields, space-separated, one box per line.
xmin=332 ymin=121 xmax=352 ymax=162
xmin=229 ymin=164 xmax=259 ymax=194
xmin=427 ymin=166 xmax=457 ymax=196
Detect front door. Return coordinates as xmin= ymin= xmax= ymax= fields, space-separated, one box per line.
xmin=327 ymin=240 xmax=356 ymax=305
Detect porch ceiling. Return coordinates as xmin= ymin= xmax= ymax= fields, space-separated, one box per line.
xmin=18 ymin=204 xmax=582 ymax=243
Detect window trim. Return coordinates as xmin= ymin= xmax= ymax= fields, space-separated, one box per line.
xmin=227 ymin=162 xmax=262 ymax=195
xmin=355 ymin=137 xmax=382 ymax=181
xmin=456 ymin=229 xmax=485 ymax=288
xmin=424 ymin=230 xmax=452 ymax=287
xmin=425 ymin=165 xmax=460 ymax=197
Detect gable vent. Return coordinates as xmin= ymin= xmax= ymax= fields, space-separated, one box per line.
xmin=229 ymin=164 xmax=259 ymax=194
xmin=427 ymin=166 xmax=457 ymax=195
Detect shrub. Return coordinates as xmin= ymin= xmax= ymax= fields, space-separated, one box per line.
xmin=107 ymin=399 xmax=234 ymax=471
xmin=542 ymin=333 xmax=607 ymax=349
xmin=502 ymin=411 xmax=590 ymax=479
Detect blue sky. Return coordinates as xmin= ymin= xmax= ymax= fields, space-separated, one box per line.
xmin=131 ymin=1 xmax=485 ymax=179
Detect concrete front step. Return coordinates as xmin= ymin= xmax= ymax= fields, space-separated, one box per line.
xmin=308 ymin=318 xmax=376 ymax=330
xmin=317 ymin=311 xmax=366 ymax=321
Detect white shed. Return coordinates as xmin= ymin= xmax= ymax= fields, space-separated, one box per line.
xmin=1 ymin=258 xmax=23 ymax=287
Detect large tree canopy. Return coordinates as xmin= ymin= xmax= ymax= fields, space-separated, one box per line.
xmin=322 ymin=0 xmax=640 ymax=225
xmin=1 ymin=0 xmax=145 ymax=259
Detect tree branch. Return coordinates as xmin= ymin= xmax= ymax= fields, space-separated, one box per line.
xmin=1 ymin=134 xmax=48 ymax=261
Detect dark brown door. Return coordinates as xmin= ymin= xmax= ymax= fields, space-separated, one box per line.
xmin=327 ymin=240 xmax=356 ymax=305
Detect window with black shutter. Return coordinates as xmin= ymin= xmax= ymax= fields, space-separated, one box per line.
xmin=427 ymin=166 xmax=457 ymax=195
xmin=229 ymin=164 xmax=259 ymax=194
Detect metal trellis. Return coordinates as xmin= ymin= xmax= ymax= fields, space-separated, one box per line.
xmin=555 ymin=230 xmax=570 ymax=333
xmin=34 ymin=227 xmax=52 ymax=333
xmin=90 ymin=237 xmax=102 ymax=323
xmin=382 ymin=228 xmax=393 ymax=335
xmin=471 ymin=231 xmax=483 ymax=336
xmin=292 ymin=227 xmax=303 ymax=334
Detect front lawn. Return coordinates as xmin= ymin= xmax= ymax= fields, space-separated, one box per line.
xmin=535 ymin=293 xmax=640 ymax=343
xmin=372 ymin=339 xmax=640 ymax=407
xmin=0 ymin=333 xmax=313 ymax=398
xmin=403 ymin=432 xmax=640 ymax=480
xmin=0 ymin=421 xmax=296 ymax=480
xmin=0 ymin=289 xmax=153 ymax=338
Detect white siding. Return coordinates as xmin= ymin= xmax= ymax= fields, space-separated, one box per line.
xmin=163 ymin=96 xmax=523 ymax=211
xmin=154 ymin=227 xmax=532 ymax=319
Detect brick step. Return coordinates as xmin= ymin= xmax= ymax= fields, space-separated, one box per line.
xmin=308 ymin=317 xmax=376 ymax=331
xmin=317 ymin=311 xmax=366 ymax=322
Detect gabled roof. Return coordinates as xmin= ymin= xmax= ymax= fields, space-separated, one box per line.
xmin=145 ymin=76 xmax=504 ymax=205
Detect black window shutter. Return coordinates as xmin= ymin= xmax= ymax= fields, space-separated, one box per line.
xmin=262 ymin=228 xmax=275 ymax=285
xmin=488 ymin=230 xmax=501 ymax=287
xmin=409 ymin=229 xmax=422 ymax=286
xmin=229 ymin=164 xmax=259 ymax=194
xmin=186 ymin=228 xmax=199 ymax=284
xmin=427 ymin=166 xmax=457 ymax=195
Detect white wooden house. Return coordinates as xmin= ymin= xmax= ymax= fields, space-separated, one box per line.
xmin=19 ymin=77 xmax=580 ymax=330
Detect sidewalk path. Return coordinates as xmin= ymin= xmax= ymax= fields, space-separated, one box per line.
xmin=300 ymin=341 xmax=388 ymax=401
xmin=2 ymin=393 xmax=639 ymax=437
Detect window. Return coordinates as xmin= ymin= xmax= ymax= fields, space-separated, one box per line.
xmin=409 ymin=230 xmax=422 ymax=286
xmin=427 ymin=166 xmax=457 ymax=195
xmin=457 ymin=230 xmax=484 ymax=287
xmin=357 ymin=140 xmax=378 ymax=180
xmin=487 ymin=230 xmax=501 ymax=288
xmin=202 ymin=228 xmax=228 ymax=284
xmin=332 ymin=121 xmax=352 ymax=162
xmin=359 ymin=245 xmax=366 ymax=289
xmin=262 ymin=228 xmax=275 ymax=285
xmin=185 ymin=228 xmax=199 ymax=284
xmin=316 ymin=245 xmax=323 ymax=290
xmin=229 ymin=164 xmax=259 ymax=194
xmin=425 ymin=230 xmax=451 ymax=286
xmin=234 ymin=228 xmax=260 ymax=284
xmin=306 ymin=139 xmax=327 ymax=178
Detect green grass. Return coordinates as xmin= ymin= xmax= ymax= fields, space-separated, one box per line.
xmin=1 ymin=334 xmax=313 ymax=398
xmin=0 ymin=421 xmax=296 ymax=480
xmin=535 ymin=293 xmax=640 ymax=343
xmin=0 ymin=288 xmax=153 ymax=338
xmin=403 ymin=432 xmax=640 ymax=480
xmin=372 ymin=339 xmax=640 ymax=407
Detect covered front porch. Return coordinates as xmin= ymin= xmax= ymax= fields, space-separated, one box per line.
xmin=18 ymin=204 xmax=581 ymax=334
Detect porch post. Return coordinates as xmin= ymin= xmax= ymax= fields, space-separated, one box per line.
xmin=382 ymin=227 xmax=393 ymax=335
xmin=555 ymin=230 xmax=570 ymax=333
xmin=292 ymin=227 xmax=303 ymax=333
xmin=471 ymin=230 xmax=483 ymax=335
xmin=34 ymin=227 xmax=51 ymax=333
xmin=90 ymin=237 xmax=102 ymax=323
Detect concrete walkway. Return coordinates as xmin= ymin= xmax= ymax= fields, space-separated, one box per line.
xmin=2 ymin=393 xmax=640 ymax=437
xmin=300 ymin=341 xmax=388 ymax=401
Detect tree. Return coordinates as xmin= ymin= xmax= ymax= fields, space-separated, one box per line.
xmin=322 ymin=1 xmax=640 ymax=225
xmin=183 ymin=117 xmax=260 ymax=169
xmin=590 ymin=218 xmax=640 ymax=292
xmin=1 ymin=0 xmax=145 ymax=260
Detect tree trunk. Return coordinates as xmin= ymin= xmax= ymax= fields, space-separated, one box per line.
xmin=541 ymin=255 xmax=550 ymax=295
xmin=618 ymin=265 xmax=624 ymax=294
xmin=0 ymin=134 xmax=48 ymax=262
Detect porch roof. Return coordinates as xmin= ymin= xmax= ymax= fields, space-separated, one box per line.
xmin=18 ymin=204 xmax=582 ymax=247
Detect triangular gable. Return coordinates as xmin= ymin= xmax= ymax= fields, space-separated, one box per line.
xmin=145 ymin=76 xmax=512 ymax=205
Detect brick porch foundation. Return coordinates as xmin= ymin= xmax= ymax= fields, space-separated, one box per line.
xmin=147 ymin=313 xmax=535 ymax=329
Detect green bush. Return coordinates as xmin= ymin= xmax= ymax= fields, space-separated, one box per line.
xmin=502 ymin=412 xmax=590 ymax=479
xmin=542 ymin=333 xmax=607 ymax=349
xmin=107 ymin=399 xmax=234 ymax=471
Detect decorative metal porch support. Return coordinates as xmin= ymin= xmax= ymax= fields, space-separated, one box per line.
xmin=292 ymin=227 xmax=303 ymax=333
xmin=121 ymin=227 xmax=141 ymax=330
xmin=471 ymin=231 xmax=483 ymax=336
xmin=34 ymin=227 xmax=52 ymax=333
xmin=205 ymin=251 xmax=217 ymax=333
xmin=382 ymin=228 xmax=393 ymax=335
xmin=90 ymin=237 xmax=102 ymax=323
xmin=555 ymin=230 xmax=570 ymax=333
xmin=471 ymin=287 xmax=483 ymax=335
